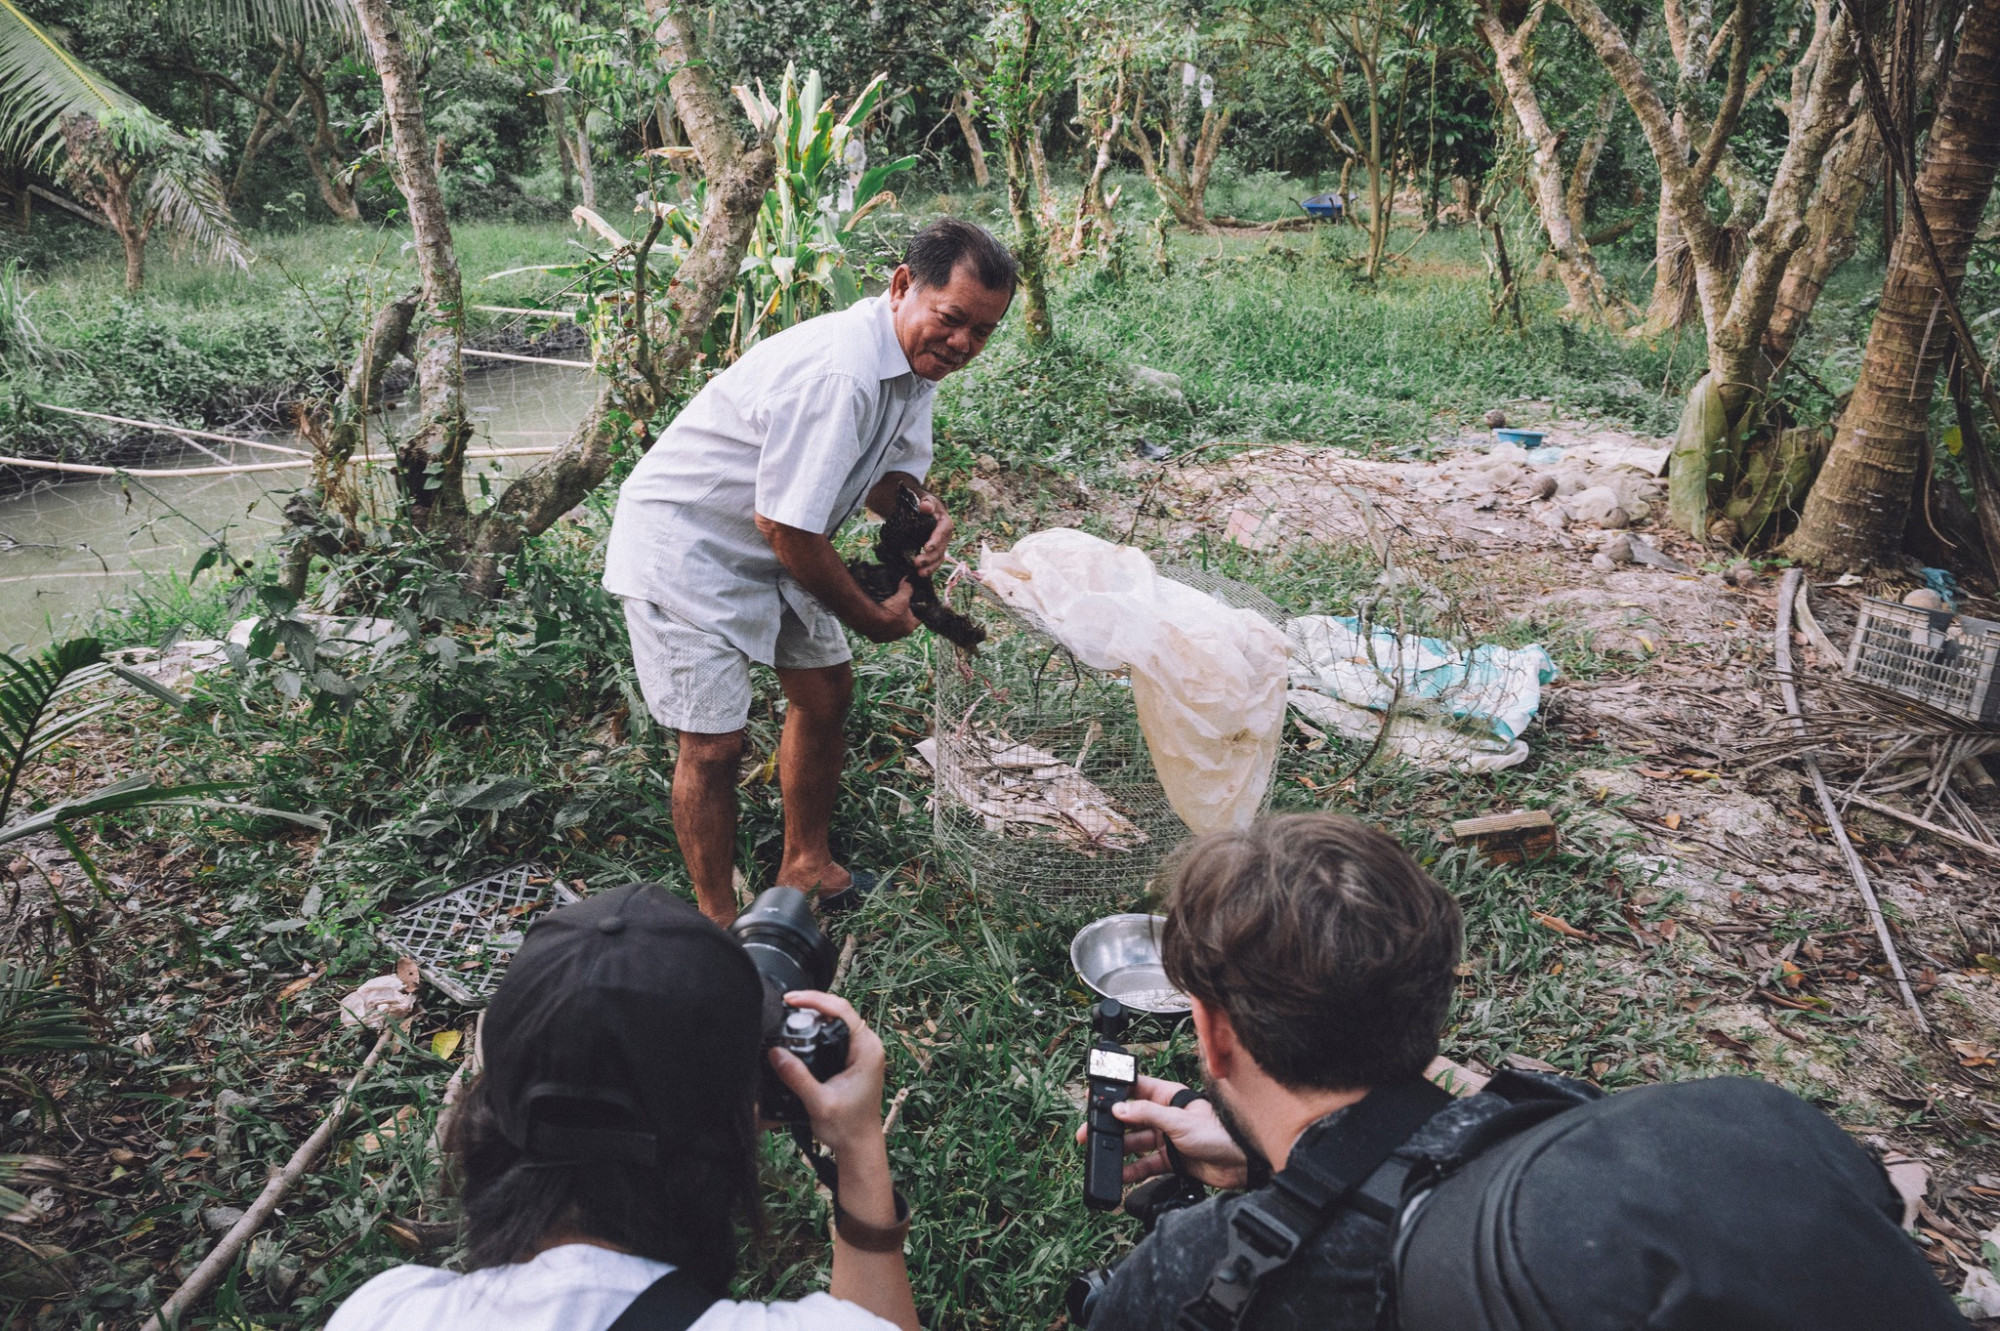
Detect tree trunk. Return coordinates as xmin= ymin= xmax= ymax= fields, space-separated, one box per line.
xmin=120 ymin=225 xmax=145 ymax=292
xmin=460 ymin=3 xmax=776 ymax=594
xmin=542 ymin=85 xmax=576 ymax=203
xmin=229 ymin=63 xmax=287 ymax=201
xmin=351 ymin=0 xmax=472 ymax=536
xmin=1566 ymin=90 xmax=1617 ymax=231
xmin=574 ymin=107 xmax=596 ymax=210
xmin=953 ymin=89 xmax=991 ymax=187
xmin=1761 ymin=108 xmax=1880 ymax=370
xmin=1787 ymin=0 xmax=2000 ymax=569
xmin=1069 ymin=82 xmax=1123 ymax=257
xmin=1475 ymin=2 xmax=1623 ymax=325
xmin=293 ymin=52 xmax=361 ymax=223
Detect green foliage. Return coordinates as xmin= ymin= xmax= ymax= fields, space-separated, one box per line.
xmin=0 ymin=962 xmax=95 ymax=1132
xmin=729 ymin=67 xmax=917 ymax=353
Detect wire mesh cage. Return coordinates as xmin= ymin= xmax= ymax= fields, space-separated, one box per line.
xmin=1845 ymin=598 xmax=2000 ymax=725
xmin=379 ymin=863 xmax=581 ymax=1005
xmin=926 ymin=566 xmax=1284 ymax=903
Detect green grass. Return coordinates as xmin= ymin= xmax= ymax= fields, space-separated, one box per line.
xmin=2 ymin=206 xmax=1773 ymax=1329
xmin=931 ymin=220 xmax=1686 ymax=479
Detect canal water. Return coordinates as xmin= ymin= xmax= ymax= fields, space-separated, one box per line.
xmin=0 ymin=359 xmax=599 ymax=647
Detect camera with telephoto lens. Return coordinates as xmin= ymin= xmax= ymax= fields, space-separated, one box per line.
xmin=729 ymin=887 xmax=850 ymax=1124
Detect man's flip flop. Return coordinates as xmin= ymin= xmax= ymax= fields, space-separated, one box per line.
xmin=816 ymin=869 xmax=884 ymax=915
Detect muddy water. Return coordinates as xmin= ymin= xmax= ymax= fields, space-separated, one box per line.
xmin=0 ymin=360 xmax=599 ymax=647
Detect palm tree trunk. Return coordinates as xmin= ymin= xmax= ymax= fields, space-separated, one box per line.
xmin=1787 ymin=0 xmax=2000 ymax=569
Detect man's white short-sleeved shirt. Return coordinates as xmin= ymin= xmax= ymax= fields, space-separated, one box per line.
xmin=602 ymin=295 xmax=935 ymax=665
xmin=326 ymin=1243 xmax=899 ymax=1331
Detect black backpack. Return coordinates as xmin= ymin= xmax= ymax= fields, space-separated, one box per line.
xmin=1388 ymin=1075 xmax=1967 ymax=1330
xmin=1178 ymin=1072 xmax=1967 ymax=1331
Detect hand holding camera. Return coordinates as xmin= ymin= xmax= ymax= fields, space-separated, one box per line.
xmin=1098 ymin=1079 xmax=1250 ymax=1192
xmin=769 ymin=989 xmax=887 ymax=1153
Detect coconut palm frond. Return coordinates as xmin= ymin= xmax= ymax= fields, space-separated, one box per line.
xmin=146 ymin=155 xmax=251 ymax=271
xmin=0 ymin=0 xmax=130 ymax=158
xmin=150 ymin=0 xmax=356 ymax=43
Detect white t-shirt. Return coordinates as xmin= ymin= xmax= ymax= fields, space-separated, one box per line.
xmin=326 ymin=1242 xmax=900 ymax=1331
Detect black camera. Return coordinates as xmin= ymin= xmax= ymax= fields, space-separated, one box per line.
xmin=1085 ymin=999 xmax=1138 ymax=1210
xmin=730 ymin=887 xmax=850 ymax=1124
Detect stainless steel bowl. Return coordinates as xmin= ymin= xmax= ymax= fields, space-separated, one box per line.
xmin=1070 ymin=913 xmax=1191 ymax=1014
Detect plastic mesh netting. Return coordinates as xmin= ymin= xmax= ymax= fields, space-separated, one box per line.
xmin=379 ymin=862 xmax=581 ymax=1004
xmin=926 ymin=567 xmax=1283 ymax=903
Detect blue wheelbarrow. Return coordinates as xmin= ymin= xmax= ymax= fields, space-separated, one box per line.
xmin=1300 ymin=192 xmax=1346 ymax=221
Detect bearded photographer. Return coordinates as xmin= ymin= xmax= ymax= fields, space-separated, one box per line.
xmin=1071 ymin=814 xmax=1964 ymax=1331
xmin=327 ymin=883 xmax=919 ymax=1331
xmin=1073 ymin=814 xmax=1464 ymax=1331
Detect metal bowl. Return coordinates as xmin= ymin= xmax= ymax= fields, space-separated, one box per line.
xmin=1070 ymin=914 xmax=1191 ymax=1014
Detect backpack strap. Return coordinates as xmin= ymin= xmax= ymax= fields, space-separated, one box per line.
xmin=1176 ymin=1077 xmax=1451 ymax=1331
xmin=604 ymin=1269 xmax=720 ymax=1331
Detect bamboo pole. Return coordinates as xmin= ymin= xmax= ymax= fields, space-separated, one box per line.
xmin=141 ymin=1027 xmax=396 ymax=1331
xmin=0 ymin=447 xmax=561 ymax=479
xmin=1776 ymin=568 xmax=1929 ymax=1033
xmin=462 ymin=348 xmax=594 ymax=369
xmin=471 ymin=304 xmax=578 ymax=320
xmin=32 ymin=403 xmax=311 ymax=456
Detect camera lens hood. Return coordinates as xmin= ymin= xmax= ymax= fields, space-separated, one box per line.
xmin=731 ymin=886 xmax=837 ymax=995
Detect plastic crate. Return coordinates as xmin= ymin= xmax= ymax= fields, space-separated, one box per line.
xmin=379 ymin=863 xmax=581 ymax=1005
xmin=1844 ymin=597 xmax=2000 ymax=723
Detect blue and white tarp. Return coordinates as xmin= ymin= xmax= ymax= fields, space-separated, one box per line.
xmin=1285 ymin=615 xmax=1558 ymax=772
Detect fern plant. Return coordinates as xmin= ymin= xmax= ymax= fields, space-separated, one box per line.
xmin=0 ymin=637 xmax=319 ymax=868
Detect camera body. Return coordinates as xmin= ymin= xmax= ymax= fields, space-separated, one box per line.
xmin=729 ymin=887 xmax=849 ymax=1124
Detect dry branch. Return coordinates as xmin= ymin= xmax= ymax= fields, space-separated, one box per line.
xmin=1775 ymin=569 xmax=1929 ymax=1033
xmin=141 ymin=1027 xmax=396 ymax=1331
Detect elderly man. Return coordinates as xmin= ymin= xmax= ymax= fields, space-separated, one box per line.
xmin=604 ymin=218 xmax=1016 ymax=925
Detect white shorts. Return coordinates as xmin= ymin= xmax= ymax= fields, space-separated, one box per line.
xmin=622 ymin=596 xmax=850 ymax=734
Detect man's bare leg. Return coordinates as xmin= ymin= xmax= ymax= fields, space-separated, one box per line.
xmin=775 ymin=662 xmax=855 ymax=898
xmin=674 ymin=728 xmax=746 ymax=926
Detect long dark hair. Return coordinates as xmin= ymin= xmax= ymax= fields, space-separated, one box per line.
xmin=446 ymin=1070 xmax=762 ymax=1287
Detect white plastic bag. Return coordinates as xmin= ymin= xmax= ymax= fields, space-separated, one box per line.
xmin=978 ymin=529 xmax=1290 ymax=833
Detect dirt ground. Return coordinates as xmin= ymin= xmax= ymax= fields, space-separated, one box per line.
xmin=1112 ymin=414 xmax=2000 ymax=1298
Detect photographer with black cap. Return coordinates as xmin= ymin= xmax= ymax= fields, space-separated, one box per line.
xmin=327 ymin=882 xmax=919 ymax=1331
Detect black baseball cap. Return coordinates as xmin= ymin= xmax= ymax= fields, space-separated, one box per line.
xmin=481 ymin=882 xmax=764 ymax=1166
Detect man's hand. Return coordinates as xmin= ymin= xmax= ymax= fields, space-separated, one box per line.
xmin=859 ymin=579 xmax=919 ymax=643
xmin=770 ymin=990 xmax=887 ymax=1156
xmin=912 ymin=493 xmax=954 ymax=577
xmin=1072 ymin=1075 xmax=1250 ymax=1190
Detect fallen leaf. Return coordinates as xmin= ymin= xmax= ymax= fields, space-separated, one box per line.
xmin=276 ymin=973 xmax=317 ymax=1003
xmin=1636 ymin=766 xmax=1679 ymax=780
xmin=1702 ymin=1028 xmax=1753 ymax=1053
xmin=1777 ymin=959 xmax=1806 ymax=990
xmin=1679 ymin=768 xmax=1721 ymax=780
xmin=431 ymin=1028 xmax=463 ymax=1061
xmin=1973 ymin=954 xmax=2000 ymax=976
xmin=382 ymin=1221 xmax=424 ymax=1254
xmin=1503 ymin=1052 xmax=1561 ymax=1074
xmin=1661 ymin=812 xmax=1683 ymax=830
xmin=1881 ymin=1151 xmax=1928 ymax=1230
xmin=356 ymin=1105 xmax=419 ymax=1154
xmin=1533 ymin=910 xmax=1596 ymax=941
xmin=1950 ymin=1038 xmax=1999 ymax=1068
